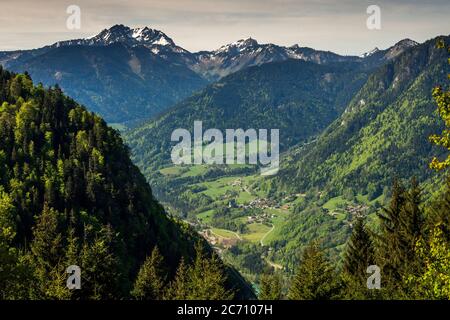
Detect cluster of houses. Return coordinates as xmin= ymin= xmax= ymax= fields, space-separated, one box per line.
xmin=345 ymin=204 xmax=369 ymax=218
xmin=247 ymin=212 xmax=275 ymax=224
xmin=228 ymin=197 xmax=279 ymax=210
xmin=327 ymin=203 xmax=370 ymax=228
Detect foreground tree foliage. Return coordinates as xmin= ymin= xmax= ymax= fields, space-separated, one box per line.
xmin=258 ymin=273 xmax=283 ymax=300
xmin=164 ymin=243 xmax=234 ymax=300
xmin=341 ymin=218 xmax=379 ymax=299
xmin=287 ymin=42 xmax=450 ymax=300
xmin=374 ymin=178 xmax=424 ymax=298
xmin=0 ymin=68 xmax=246 ymax=300
xmin=131 ymin=247 xmax=167 ymax=300
xmin=288 ymin=242 xmax=340 ymax=300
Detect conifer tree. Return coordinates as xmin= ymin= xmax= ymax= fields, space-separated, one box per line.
xmin=258 ymin=273 xmax=283 ymax=300
xmin=341 ymin=218 xmax=377 ymax=299
xmin=28 ymin=203 xmax=66 ymax=299
xmin=376 ymin=179 xmax=424 ymax=297
xmin=80 ymin=226 xmax=120 ymax=299
xmin=63 ymin=227 xmax=80 ymax=300
xmin=187 ymin=242 xmax=233 ymax=300
xmin=343 ymin=218 xmax=375 ymax=276
xmin=288 ymin=241 xmax=339 ymax=300
xmin=399 ymin=178 xmax=424 ymax=278
xmin=375 ymin=179 xmax=405 ymax=292
xmin=165 ymin=257 xmax=190 ymax=300
xmin=131 ymin=246 xmax=167 ymax=300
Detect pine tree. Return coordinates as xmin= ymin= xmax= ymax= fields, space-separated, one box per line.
xmin=344 ymin=218 xmax=375 ymax=276
xmin=376 ymin=179 xmax=424 ymax=297
xmin=258 ymin=273 xmax=283 ymax=300
xmin=27 ymin=203 xmax=66 ymax=299
xmin=80 ymin=226 xmax=120 ymax=299
xmin=399 ymin=178 xmax=424 ymax=278
xmin=375 ymin=179 xmax=405 ymax=293
xmin=63 ymin=227 xmax=80 ymax=300
xmin=187 ymin=242 xmax=233 ymax=300
xmin=165 ymin=257 xmax=190 ymax=300
xmin=342 ymin=218 xmax=377 ymax=299
xmin=288 ymin=241 xmax=339 ymax=300
xmin=131 ymin=246 xmax=167 ymax=300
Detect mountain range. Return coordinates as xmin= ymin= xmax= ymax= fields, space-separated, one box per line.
xmin=0 ymin=24 xmax=418 ymax=125
xmin=1 ymin=21 xmax=449 ymax=299
xmin=123 ymin=32 xmax=449 ymax=273
xmin=2 ymin=23 xmax=447 ymax=286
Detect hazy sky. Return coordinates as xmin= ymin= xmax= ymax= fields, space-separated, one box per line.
xmin=0 ymin=0 xmax=449 ymax=55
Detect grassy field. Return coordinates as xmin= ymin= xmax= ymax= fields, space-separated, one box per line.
xmin=198 ymin=176 xmax=238 ymax=197
xmin=158 ymin=163 xmax=297 ymax=250
xmin=211 ymin=228 xmax=240 ymax=239
xmin=160 ymin=166 xmax=184 ymax=176
xmin=260 ymin=208 xmax=290 ymax=244
xmin=197 ymin=209 xmax=215 ymax=223
xmin=323 ymin=196 xmax=347 ymax=211
xmin=180 ymin=165 xmax=209 ymax=177
xmin=241 ymin=223 xmax=272 ymax=242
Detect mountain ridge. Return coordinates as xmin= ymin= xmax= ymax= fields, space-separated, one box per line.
xmin=276 ymin=35 xmax=449 ymax=196
xmin=0 ymin=24 xmax=421 ymax=125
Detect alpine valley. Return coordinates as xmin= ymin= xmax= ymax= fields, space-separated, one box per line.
xmin=1 ymin=23 xmax=450 ymax=300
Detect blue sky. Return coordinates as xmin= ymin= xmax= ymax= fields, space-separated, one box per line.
xmin=0 ymin=0 xmax=449 ymax=54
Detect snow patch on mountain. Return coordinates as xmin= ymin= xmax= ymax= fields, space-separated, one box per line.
xmin=52 ymin=25 xmax=186 ymax=54
xmin=360 ymin=47 xmax=380 ymax=58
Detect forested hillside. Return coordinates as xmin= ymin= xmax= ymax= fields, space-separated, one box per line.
xmin=0 ymin=67 xmax=252 ymax=299
xmin=277 ymin=36 xmax=450 ymax=196
xmin=126 ymin=59 xmax=369 ymax=175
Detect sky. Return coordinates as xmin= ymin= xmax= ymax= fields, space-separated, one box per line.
xmin=0 ymin=0 xmax=449 ymax=55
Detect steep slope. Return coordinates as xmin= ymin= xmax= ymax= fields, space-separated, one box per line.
xmin=125 ymin=59 xmax=369 ymax=176
xmin=360 ymin=39 xmax=419 ymax=66
xmin=0 ymin=67 xmax=252 ymax=299
xmin=277 ymin=35 xmax=450 ymax=196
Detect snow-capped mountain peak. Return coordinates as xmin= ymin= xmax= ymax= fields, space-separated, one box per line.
xmin=360 ymin=47 xmax=380 ymax=58
xmin=234 ymin=37 xmax=258 ymax=47
xmin=53 ymin=25 xmax=181 ymax=52
xmin=216 ymin=37 xmax=259 ymax=53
